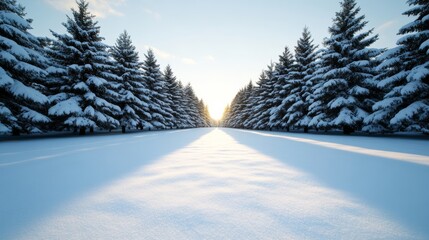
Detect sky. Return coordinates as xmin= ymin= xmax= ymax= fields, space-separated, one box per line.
xmin=22 ymin=0 xmax=410 ymax=120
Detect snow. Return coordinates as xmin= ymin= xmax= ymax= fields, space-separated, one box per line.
xmin=406 ymin=65 xmax=429 ymax=82
xmin=1 ymin=128 xmax=428 ymax=239
xmin=64 ymin=116 xmax=96 ymax=127
xmin=349 ymin=85 xmax=369 ymax=95
xmin=87 ymin=76 xmax=107 ymax=87
xmin=0 ymin=67 xmax=14 ymax=86
xmin=401 ymin=81 xmax=427 ymax=96
xmin=0 ymin=11 xmax=31 ymax=29
xmin=391 ymin=101 xmax=429 ymax=125
xmin=328 ymin=96 xmax=355 ymax=109
xmin=9 ymin=80 xmax=48 ymax=104
xmin=420 ymin=39 xmax=429 ymax=52
xmin=13 ymin=62 xmax=46 ymax=76
xmin=332 ymin=107 xmax=354 ymax=125
xmin=0 ymin=122 xmax=10 ymax=133
xmin=0 ymin=50 xmax=18 ymax=64
xmin=19 ymin=107 xmax=51 ymax=123
xmin=73 ymin=82 xmax=89 ymax=91
xmin=49 ymin=97 xmax=82 ymax=116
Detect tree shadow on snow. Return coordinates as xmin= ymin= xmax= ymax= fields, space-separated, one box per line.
xmin=224 ymin=128 xmax=429 ymax=237
xmin=0 ymin=128 xmax=213 ymax=239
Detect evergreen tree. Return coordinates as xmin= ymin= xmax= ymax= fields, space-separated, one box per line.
xmin=364 ymin=0 xmax=429 ymax=133
xmin=111 ymin=30 xmax=151 ymax=133
xmin=243 ymin=71 xmax=267 ymax=129
xmin=247 ymin=64 xmax=276 ymax=130
xmin=221 ymin=104 xmax=231 ymax=127
xmin=308 ymin=0 xmax=381 ymax=134
xmin=0 ymin=0 xmax=51 ymax=135
xmin=268 ymin=46 xmax=295 ymax=130
xmin=163 ymin=65 xmax=185 ymax=128
xmin=225 ymin=82 xmax=253 ymax=128
xmin=47 ymin=0 xmax=121 ymax=135
xmin=176 ymin=80 xmax=193 ymax=128
xmin=142 ymin=49 xmax=174 ymax=129
xmin=197 ymin=99 xmax=211 ymax=127
xmin=183 ymin=83 xmax=200 ymax=127
xmin=285 ymin=28 xmax=319 ymax=133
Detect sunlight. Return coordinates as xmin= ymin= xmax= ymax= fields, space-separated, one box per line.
xmin=245 ymin=130 xmax=429 ymax=166
xmin=208 ymin=103 xmax=225 ymax=121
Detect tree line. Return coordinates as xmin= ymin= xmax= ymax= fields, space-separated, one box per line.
xmin=1 ymin=0 xmax=212 ymax=136
xmin=222 ymin=0 xmax=429 ymax=135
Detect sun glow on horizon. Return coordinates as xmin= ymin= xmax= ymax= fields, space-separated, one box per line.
xmin=208 ymin=103 xmax=225 ymax=121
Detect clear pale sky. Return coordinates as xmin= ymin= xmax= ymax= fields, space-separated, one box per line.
xmin=22 ymin=0 xmax=409 ymax=120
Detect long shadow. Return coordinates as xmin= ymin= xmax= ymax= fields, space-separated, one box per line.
xmin=223 ymin=128 xmax=429 ymax=237
xmin=0 ymin=128 xmax=213 ymax=239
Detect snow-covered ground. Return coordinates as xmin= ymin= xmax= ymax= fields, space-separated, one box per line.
xmin=1 ymin=128 xmax=428 ymax=239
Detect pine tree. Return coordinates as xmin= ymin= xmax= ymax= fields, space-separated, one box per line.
xmin=223 ymin=88 xmax=244 ymax=128
xmin=365 ymin=0 xmax=429 ymax=134
xmin=142 ymin=49 xmax=174 ymax=129
xmin=163 ymin=65 xmax=185 ymax=128
xmin=176 ymin=80 xmax=193 ymax=128
xmin=268 ymin=47 xmax=295 ymax=130
xmin=0 ymin=0 xmax=51 ymax=135
xmin=285 ymin=28 xmax=319 ymax=133
xmin=197 ymin=99 xmax=211 ymax=127
xmin=308 ymin=0 xmax=381 ymax=134
xmin=243 ymin=71 xmax=267 ymax=129
xmin=247 ymin=64 xmax=276 ymax=130
xmin=110 ymin=30 xmax=151 ymax=133
xmin=183 ymin=83 xmax=200 ymax=127
xmin=47 ymin=0 xmax=121 ymax=135
xmin=225 ymin=82 xmax=253 ymax=128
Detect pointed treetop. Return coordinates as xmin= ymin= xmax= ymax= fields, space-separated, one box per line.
xmin=65 ymin=0 xmax=102 ymax=42
xmin=111 ymin=30 xmax=139 ymax=65
xmin=144 ymin=49 xmax=159 ymax=66
xmin=276 ymin=46 xmax=294 ymax=75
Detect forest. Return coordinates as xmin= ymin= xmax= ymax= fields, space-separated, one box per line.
xmin=222 ymin=0 xmax=429 ymax=135
xmin=0 ymin=0 xmax=212 ymax=136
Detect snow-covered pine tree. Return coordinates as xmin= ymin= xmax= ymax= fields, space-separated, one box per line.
xmin=163 ymin=65 xmax=185 ymax=128
xmin=110 ymin=30 xmax=151 ymax=133
xmin=226 ymin=82 xmax=253 ymax=128
xmin=223 ymin=87 xmax=244 ymax=127
xmin=47 ymin=0 xmax=121 ymax=135
xmin=238 ymin=81 xmax=254 ymax=128
xmin=197 ymin=99 xmax=211 ymax=127
xmin=308 ymin=0 xmax=381 ymax=134
xmin=221 ymin=104 xmax=231 ymax=127
xmin=183 ymin=83 xmax=200 ymax=127
xmin=243 ymin=71 xmax=268 ymax=129
xmin=0 ymin=0 xmax=51 ymax=135
xmin=247 ymin=63 xmax=277 ymax=130
xmin=176 ymin=80 xmax=193 ymax=128
xmin=285 ymin=27 xmax=319 ymax=133
xmin=142 ymin=49 xmax=174 ymax=129
xmin=268 ymin=46 xmax=295 ymax=131
xmin=364 ymin=0 xmax=429 ymax=134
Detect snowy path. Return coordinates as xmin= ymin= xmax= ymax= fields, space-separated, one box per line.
xmin=1 ymin=128 xmax=428 ymax=239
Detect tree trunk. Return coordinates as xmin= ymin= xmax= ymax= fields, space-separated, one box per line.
xmin=304 ymin=126 xmax=308 ymax=133
xmin=286 ymin=126 xmax=290 ymax=132
xmin=343 ymin=125 xmax=354 ymax=135
xmin=89 ymin=127 xmax=94 ymax=133
xmin=122 ymin=126 xmax=126 ymax=133
xmin=12 ymin=127 xmax=20 ymax=136
xmin=79 ymin=127 xmax=86 ymax=135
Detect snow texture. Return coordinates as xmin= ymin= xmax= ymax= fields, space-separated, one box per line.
xmin=0 ymin=67 xmax=13 ymax=87
xmin=0 ymin=128 xmax=428 ymax=239
xmin=9 ymin=81 xmax=48 ymax=104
